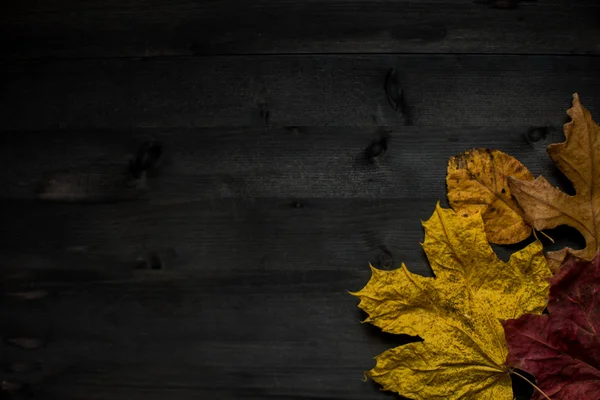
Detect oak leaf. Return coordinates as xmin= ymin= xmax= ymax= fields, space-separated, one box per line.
xmin=447 ymin=149 xmax=534 ymax=244
xmin=352 ymin=204 xmax=551 ymax=400
xmin=503 ymin=253 xmax=600 ymax=400
xmin=509 ymin=94 xmax=600 ymax=271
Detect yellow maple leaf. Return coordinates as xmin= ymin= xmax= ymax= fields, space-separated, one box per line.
xmin=352 ymin=204 xmax=551 ymax=400
xmin=509 ymin=93 xmax=600 ymax=271
xmin=447 ymin=149 xmax=534 ymax=245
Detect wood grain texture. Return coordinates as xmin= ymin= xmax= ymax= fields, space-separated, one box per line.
xmin=0 ymin=267 xmax=406 ymax=400
xmin=0 ymin=125 xmax=583 ymax=400
xmin=0 ymin=198 xmax=436 ymax=276
xmin=1 ymin=0 xmax=599 ymax=59
xmin=0 ymin=197 xmax=434 ymax=399
xmin=0 ymin=197 xmax=579 ymax=400
xmin=1 ymin=55 xmax=600 ymax=129
xmin=0 ymin=126 xmax=568 ymax=202
xmin=1 ymin=1 xmax=593 ymax=398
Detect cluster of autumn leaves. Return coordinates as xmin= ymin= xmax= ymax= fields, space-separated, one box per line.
xmin=353 ymin=94 xmax=600 ymax=400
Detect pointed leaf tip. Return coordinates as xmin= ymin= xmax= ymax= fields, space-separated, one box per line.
xmin=504 ymin=253 xmax=600 ymax=399
xmin=511 ymin=95 xmax=600 ymax=270
xmin=446 ymin=148 xmax=534 ymax=245
xmin=354 ymin=206 xmax=550 ymax=399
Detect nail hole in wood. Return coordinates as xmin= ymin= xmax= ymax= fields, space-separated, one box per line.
xmin=292 ymin=201 xmax=304 ymax=209
xmin=149 ymin=252 xmax=162 ymax=270
xmin=259 ymin=103 xmax=270 ymax=125
xmin=385 ymin=69 xmax=413 ymax=125
xmin=365 ymin=132 xmax=390 ymax=164
xmin=526 ymin=126 xmax=548 ymax=143
xmin=385 ymin=68 xmax=402 ymax=113
xmin=130 ymin=141 xmax=163 ymax=179
xmin=379 ymin=249 xmax=393 ymax=269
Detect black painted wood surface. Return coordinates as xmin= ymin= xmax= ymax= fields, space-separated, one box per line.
xmin=1 ymin=0 xmax=599 ymax=59
xmin=2 ymin=55 xmax=600 ymax=129
xmin=0 ymin=1 xmax=596 ymax=399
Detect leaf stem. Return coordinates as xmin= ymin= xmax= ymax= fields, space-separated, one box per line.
xmin=508 ymin=368 xmax=551 ymax=400
xmin=537 ymin=229 xmax=555 ymax=244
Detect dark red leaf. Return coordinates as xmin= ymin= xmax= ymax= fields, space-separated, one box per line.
xmin=503 ymin=253 xmax=600 ymax=400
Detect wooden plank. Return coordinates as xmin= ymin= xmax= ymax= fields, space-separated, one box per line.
xmin=0 ymin=199 xmax=436 ymax=276
xmin=0 ymin=198 xmax=583 ymax=280
xmin=0 ymin=126 xmax=569 ymax=202
xmin=1 ymin=0 xmax=599 ymax=59
xmin=0 ymin=268 xmax=404 ymax=400
xmin=1 ymin=55 xmax=600 ymax=129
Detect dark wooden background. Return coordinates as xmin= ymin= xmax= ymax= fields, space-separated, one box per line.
xmin=0 ymin=1 xmax=597 ymax=399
